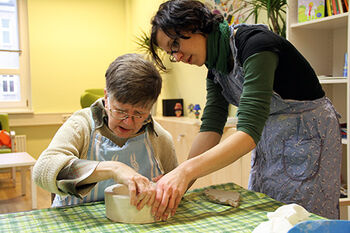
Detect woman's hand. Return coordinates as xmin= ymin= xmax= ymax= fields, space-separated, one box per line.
xmin=152 ymin=165 xmax=191 ymax=221
xmin=152 ymin=174 xmax=163 ymax=182
xmin=111 ymin=162 xmax=156 ymax=210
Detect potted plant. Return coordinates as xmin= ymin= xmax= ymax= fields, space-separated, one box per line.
xmin=235 ymin=0 xmax=288 ymax=37
xmin=134 ymin=30 xmax=153 ymax=60
xmin=134 ymin=30 xmax=169 ymax=72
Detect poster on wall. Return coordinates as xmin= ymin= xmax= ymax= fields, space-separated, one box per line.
xmin=205 ymin=0 xmax=247 ymax=25
xmin=297 ymin=0 xmax=325 ymax=22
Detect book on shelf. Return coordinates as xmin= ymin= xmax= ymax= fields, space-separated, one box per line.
xmin=327 ymin=0 xmax=349 ymax=16
xmin=344 ymin=52 xmax=348 ymax=77
xmin=331 ymin=0 xmax=339 ymax=15
xmin=335 ymin=0 xmax=342 ymax=13
xmin=338 ymin=0 xmax=344 ymax=13
xmin=326 ymin=0 xmax=333 ymax=15
xmin=298 ymin=0 xmax=325 ymax=22
xmin=344 ymin=0 xmax=349 ymax=12
xmin=341 ymin=123 xmax=347 ymax=140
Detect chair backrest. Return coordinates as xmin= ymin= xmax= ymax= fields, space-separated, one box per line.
xmin=0 ymin=113 xmax=10 ymax=132
xmin=0 ymin=113 xmax=12 ymax=153
xmin=80 ymin=89 xmax=104 ymax=108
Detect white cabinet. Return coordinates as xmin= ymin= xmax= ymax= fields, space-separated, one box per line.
xmin=154 ymin=116 xmax=251 ymax=190
xmin=287 ymin=1 xmax=350 ymax=219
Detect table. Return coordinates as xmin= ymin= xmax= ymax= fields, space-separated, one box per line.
xmin=0 ymin=183 xmax=324 ymax=232
xmin=0 ymin=152 xmax=37 ymax=209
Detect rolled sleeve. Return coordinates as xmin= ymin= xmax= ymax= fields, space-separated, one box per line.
xmin=56 ymin=159 xmax=100 ymax=198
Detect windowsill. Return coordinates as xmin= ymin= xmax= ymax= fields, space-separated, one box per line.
xmin=8 ymin=112 xmax=73 ymax=127
xmin=5 ymin=109 xmax=34 ymax=114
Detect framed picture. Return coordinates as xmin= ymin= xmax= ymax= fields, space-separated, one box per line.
xmin=162 ymin=99 xmax=184 ymax=116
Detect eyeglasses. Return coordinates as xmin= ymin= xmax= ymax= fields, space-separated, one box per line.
xmin=168 ymin=39 xmax=180 ymax=62
xmin=107 ymin=98 xmax=150 ymax=124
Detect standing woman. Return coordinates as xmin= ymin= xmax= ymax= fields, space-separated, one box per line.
xmin=149 ymin=0 xmax=342 ymax=220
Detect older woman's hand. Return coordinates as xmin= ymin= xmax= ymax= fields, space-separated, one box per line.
xmin=129 ymin=175 xmax=156 ymax=210
xmin=112 ymin=162 xmax=156 ymax=210
xmin=152 ymin=165 xmax=190 ymax=221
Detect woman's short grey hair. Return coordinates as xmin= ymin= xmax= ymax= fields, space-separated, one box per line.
xmin=105 ymin=53 xmax=162 ymax=107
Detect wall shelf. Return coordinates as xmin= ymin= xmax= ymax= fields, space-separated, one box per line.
xmin=290 ymin=13 xmax=348 ymax=30
xmin=318 ymin=77 xmax=348 ymax=84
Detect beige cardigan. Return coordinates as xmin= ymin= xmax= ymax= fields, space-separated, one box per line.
xmin=33 ymin=99 xmax=178 ymax=197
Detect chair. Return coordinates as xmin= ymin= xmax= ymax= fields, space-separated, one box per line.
xmin=80 ymin=89 xmax=104 ymax=108
xmin=0 ymin=113 xmax=16 ymax=185
xmin=0 ymin=113 xmax=15 ymax=153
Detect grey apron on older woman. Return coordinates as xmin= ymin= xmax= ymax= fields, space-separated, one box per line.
xmin=210 ymin=24 xmax=342 ymax=219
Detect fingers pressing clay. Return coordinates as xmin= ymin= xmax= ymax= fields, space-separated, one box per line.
xmin=128 ymin=181 xmax=137 ymax=206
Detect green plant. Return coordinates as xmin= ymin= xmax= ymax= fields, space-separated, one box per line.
xmin=235 ymin=0 xmax=287 ymax=38
xmin=134 ymin=30 xmax=152 ymax=57
xmin=134 ymin=30 xmax=168 ymax=72
xmin=134 ymin=30 xmax=166 ymax=60
xmin=134 ymin=30 xmax=153 ymax=62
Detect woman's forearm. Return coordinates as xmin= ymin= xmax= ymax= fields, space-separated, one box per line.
xmin=187 ymin=131 xmax=222 ymax=159
xmin=186 ymin=131 xmax=221 ymax=188
xmin=183 ymin=130 xmax=256 ymax=181
xmin=77 ymin=161 xmax=145 ymax=186
xmin=152 ymin=130 xmax=256 ymax=220
xmin=77 ymin=161 xmax=116 ymax=186
xmin=77 ymin=161 xmax=156 ymax=208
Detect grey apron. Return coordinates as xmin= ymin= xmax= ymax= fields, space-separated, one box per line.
xmin=210 ymin=24 xmax=342 ymax=219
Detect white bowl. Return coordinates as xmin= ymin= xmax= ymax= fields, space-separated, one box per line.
xmin=104 ymin=184 xmax=156 ymax=224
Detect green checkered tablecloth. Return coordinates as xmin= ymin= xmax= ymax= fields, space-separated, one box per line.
xmin=0 ymin=183 xmax=324 ymax=232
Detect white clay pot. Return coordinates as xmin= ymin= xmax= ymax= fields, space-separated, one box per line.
xmin=104 ymin=184 xmax=156 ymax=224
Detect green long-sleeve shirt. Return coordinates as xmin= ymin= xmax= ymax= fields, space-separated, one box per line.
xmin=200 ymin=25 xmax=324 ymax=144
xmin=201 ymin=51 xmax=277 ymax=144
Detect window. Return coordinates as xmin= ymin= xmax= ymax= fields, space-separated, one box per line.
xmin=0 ymin=0 xmax=31 ymax=112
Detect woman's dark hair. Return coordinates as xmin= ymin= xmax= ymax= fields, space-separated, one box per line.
xmin=150 ymin=0 xmax=223 ymax=70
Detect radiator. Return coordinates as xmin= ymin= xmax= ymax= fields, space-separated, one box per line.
xmin=14 ymin=135 xmax=27 ymax=152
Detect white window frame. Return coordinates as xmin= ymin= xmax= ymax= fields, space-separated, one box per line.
xmin=0 ymin=0 xmax=31 ymax=113
xmin=1 ymin=18 xmax=11 ymax=46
